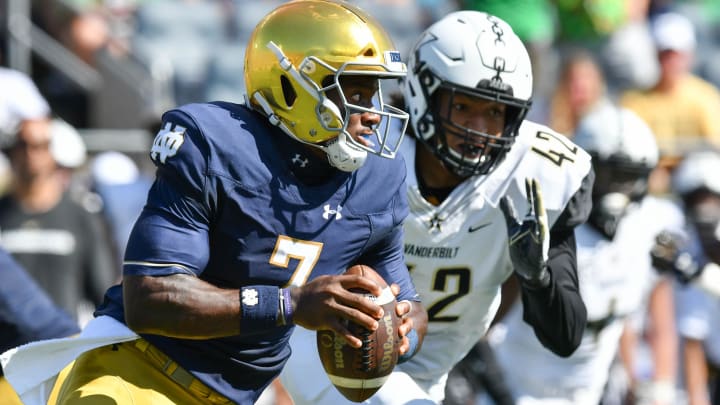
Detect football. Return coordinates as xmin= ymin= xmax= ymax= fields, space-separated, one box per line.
xmin=316 ymin=264 xmax=400 ymax=402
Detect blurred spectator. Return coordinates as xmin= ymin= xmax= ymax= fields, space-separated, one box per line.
xmin=66 ymin=11 xmax=110 ymax=67
xmin=0 ymin=246 xmax=80 ymax=405
xmin=49 ymin=119 xmax=88 ymax=189
xmin=0 ymin=68 xmax=51 ymax=141
xmin=554 ymin=0 xmax=659 ymax=96
xmin=0 ymin=67 xmax=51 ymax=195
xmin=601 ymin=0 xmax=660 ymax=93
xmin=544 ymin=50 xmax=608 ymax=135
xmin=0 ymin=117 xmax=118 ymax=325
xmin=41 ymin=11 xmax=111 ymax=128
xmin=89 ymin=151 xmax=152 ymax=261
xmin=620 ymin=11 xmax=720 ymax=195
xmin=677 ymin=0 xmax=720 ymax=90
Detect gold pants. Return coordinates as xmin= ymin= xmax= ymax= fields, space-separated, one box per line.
xmin=0 ymin=376 xmax=23 ymax=405
xmin=52 ymin=339 xmax=232 ymax=405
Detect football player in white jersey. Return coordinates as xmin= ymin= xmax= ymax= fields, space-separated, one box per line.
xmin=485 ymin=104 xmax=684 ymax=405
xmin=655 ymin=151 xmax=720 ymax=405
xmin=280 ymin=10 xmax=595 ymax=405
xmin=652 ymin=151 xmax=720 ymax=300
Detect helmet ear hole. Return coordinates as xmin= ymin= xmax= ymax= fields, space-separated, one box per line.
xmin=281 ymin=75 xmax=297 ymax=107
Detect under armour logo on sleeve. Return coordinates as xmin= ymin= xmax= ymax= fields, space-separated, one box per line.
xmin=150 ymin=122 xmax=186 ymax=164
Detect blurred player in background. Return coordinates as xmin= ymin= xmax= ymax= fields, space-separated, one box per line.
xmin=654 ymin=150 xmax=720 ymax=405
xmin=485 ymin=105 xmax=683 ymax=405
xmin=1 ymin=1 xmax=427 ymax=404
xmin=281 ymin=10 xmax=594 ymax=404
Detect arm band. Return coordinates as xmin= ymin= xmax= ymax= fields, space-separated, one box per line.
xmin=281 ymin=288 xmax=294 ymax=325
xmin=240 ymin=286 xmax=279 ymax=332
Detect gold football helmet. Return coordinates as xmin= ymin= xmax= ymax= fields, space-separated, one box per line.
xmin=245 ymin=0 xmax=409 ymax=171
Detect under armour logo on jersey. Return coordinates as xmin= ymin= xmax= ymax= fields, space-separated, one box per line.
xmin=241 ymin=288 xmax=259 ymax=306
xmin=150 ymin=122 xmax=186 ymax=164
xmin=322 ymin=204 xmax=342 ymax=220
xmin=292 ymin=154 xmax=309 ymax=168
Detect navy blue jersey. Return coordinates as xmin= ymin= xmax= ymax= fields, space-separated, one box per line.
xmin=95 ymin=102 xmax=415 ymax=403
xmin=0 ymin=248 xmax=79 ymax=357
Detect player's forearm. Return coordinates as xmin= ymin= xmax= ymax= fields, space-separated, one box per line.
xmin=519 ymin=229 xmax=586 ymax=357
xmin=123 ymin=274 xmax=244 ymax=339
xmin=647 ymin=279 xmax=677 ymax=382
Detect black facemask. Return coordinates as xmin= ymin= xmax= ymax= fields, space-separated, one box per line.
xmin=688 ymin=205 xmax=720 ymax=264
xmin=588 ymin=158 xmax=651 ymax=239
xmin=589 ymin=192 xmax=630 ymax=239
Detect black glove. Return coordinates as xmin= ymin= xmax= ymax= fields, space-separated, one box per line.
xmin=650 ymin=230 xmax=702 ymax=284
xmin=500 ymin=178 xmax=550 ymax=288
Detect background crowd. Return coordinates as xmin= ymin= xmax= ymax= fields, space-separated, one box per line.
xmin=2 ymin=0 xmax=720 ymax=404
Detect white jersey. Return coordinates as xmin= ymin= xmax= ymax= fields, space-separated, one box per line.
xmin=488 ymin=197 xmax=685 ymax=405
xmin=280 ymin=120 xmax=591 ymax=404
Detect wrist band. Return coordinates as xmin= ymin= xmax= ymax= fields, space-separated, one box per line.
xmin=397 ymin=299 xmax=419 ymax=364
xmin=278 ymin=288 xmax=286 ymax=326
xmin=281 ymin=288 xmax=294 ymax=325
xmin=398 ymin=328 xmax=419 ymax=364
xmin=240 ymin=286 xmax=279 ymax=331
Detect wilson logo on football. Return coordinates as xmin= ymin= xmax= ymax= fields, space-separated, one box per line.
xmin=151 ymin=122 xmax=186 ymax=164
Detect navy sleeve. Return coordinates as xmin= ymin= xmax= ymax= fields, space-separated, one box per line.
xmin=0 ymin=248 xmax=80 ymax=355
xmin=123 ymin=110 xmax=213 ymax=277
xmin=358 ymin=184 xmax=418 ymax=302
xmin=362 ymin=223 xmax=418 ymax=302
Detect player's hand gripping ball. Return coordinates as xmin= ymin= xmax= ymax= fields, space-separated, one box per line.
xmin=316 ymin=264 xmax=400 ymax=402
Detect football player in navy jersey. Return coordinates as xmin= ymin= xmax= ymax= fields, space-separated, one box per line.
xmin=281 ymin=10 xmax=594 ymax=405
xmin=1 ymin=1 xmax=427 ymax=404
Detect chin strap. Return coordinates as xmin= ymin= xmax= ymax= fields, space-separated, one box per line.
xmin=323 ymin=132 xmax=367 ymax=172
